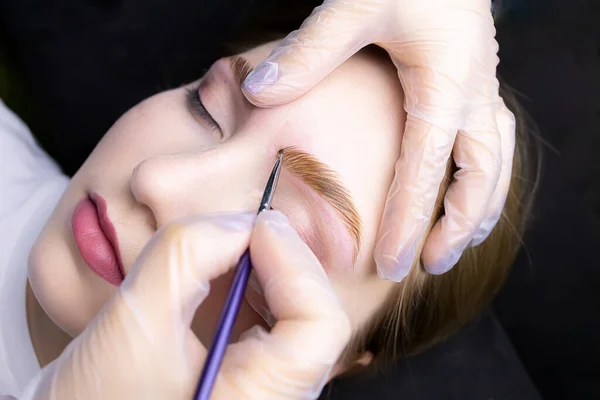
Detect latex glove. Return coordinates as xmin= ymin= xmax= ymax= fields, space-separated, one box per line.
xmin=241 ymin=0 xmax=515 ymax=281
xmin=22 ymin=211 xmax=350 ymax=400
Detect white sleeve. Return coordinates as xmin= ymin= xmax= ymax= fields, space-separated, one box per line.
xmin=12 ymin=363 xmax=45 ymax=400
xmin=0 ymin=100 xmax=68 ymax=398
xmin=0 ymin=99 xmax=65 ymax=220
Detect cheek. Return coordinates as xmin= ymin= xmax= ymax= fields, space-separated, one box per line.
xmin=331 ymin=269 xmax=397 ymax=331
xmin=28 ymin=90 xmax=217 ymax=337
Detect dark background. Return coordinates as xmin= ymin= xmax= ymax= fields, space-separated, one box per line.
xmin=1 ymin=0 xmax=598 ymax=398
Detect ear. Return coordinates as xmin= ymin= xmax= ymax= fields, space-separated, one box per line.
xmin=352 ymin=352 xmax=374 ymax=368
xmin=329 ymin=352 xmax=374 ymax=379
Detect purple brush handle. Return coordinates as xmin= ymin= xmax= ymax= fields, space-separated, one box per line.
xmin=194 ymin=250 xmax=252 ymax=400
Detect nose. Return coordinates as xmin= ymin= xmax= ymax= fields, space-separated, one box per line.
xmin=130 ymin=144 xmax=273 ymax=227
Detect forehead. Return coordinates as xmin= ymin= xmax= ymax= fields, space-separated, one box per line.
xmin=239 ymin=41 xmax=403 ymax=152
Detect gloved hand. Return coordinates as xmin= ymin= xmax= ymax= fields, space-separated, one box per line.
xmin=22 ymin=211 xmax=351 ymax=399
xmin=242 ymin=0 xmax=515 ymax=281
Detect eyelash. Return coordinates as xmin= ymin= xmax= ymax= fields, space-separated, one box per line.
xmin=186 ymin=84 xmax=222 ymax=134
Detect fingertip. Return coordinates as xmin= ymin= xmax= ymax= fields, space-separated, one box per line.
xmin=241 ymin=82 xmax=308 ymax=108
xmin=252 ymin=210 xmax=328 ymax=286
xmin=470 ymin=234 xmax=487 ymax=247
xmin=470 ymin=222 xmax=495 ymax=247
xmin=241 ymin=89 xmax=273 ymax=108
xmin=374 ymin=219 xmax=422 ymax=282
xmin=251 ymin=210 xmax=298 ymax=265
xmin=375 ymin=260 xmax=411 ymax=283
xmin=241 ymin=60 xmax=308 ymax=108
xmin=422 ymin=254 xmax=459 ymax=275
xmin=256 ymin=209 xmax=291 ymax=229
xmin=254 ymin=210 xmax=318 ymax=265
xmin=374 ymin=250 xmax=413 ymax=282
xmin=421 ymin=232 xmax=465 ymax=275
xmin=241 ymin=61 xmax=279 ymax=97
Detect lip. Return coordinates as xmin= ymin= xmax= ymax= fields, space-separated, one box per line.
xmin=71 ymin=193 xmax=124 ymax=285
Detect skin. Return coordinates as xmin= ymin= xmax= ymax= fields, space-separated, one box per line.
xmin=27 ymin=42 xmax=405 ymax=373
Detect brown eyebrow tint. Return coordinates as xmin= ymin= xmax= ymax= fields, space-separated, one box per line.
xmin=281 ymin=146 xmax=362 ymax=259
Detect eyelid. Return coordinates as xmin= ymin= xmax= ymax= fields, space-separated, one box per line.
xmin=185 ymin=84 xmax=223 ymax=136
xmin=269 ymin=200 xmax=330 ymax=266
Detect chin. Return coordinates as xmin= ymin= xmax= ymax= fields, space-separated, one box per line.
xmin=28 ymin=220 xmax=116 ymax=338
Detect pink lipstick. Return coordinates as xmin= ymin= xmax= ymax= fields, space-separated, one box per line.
xmin=71 ymin=193 xmax=124 ymax=285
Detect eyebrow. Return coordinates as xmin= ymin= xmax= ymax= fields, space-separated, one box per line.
xmin=281 ymin=146 xmax=362 ymax=258
xmin=229 ymin=55 xmax=254 ymax=88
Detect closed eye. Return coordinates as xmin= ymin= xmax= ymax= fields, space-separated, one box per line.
xmin=186 ymin=84 xmax=223 ymax=135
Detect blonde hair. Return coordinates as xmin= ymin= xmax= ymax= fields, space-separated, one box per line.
xmin=342 ymin=82 xmax=539 ymax=369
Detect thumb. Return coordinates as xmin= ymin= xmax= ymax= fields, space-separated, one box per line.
xmin=215 ymin=211 xmax=351 ymax=399
xmin=242 ymin=0 xmax=378 ymax=107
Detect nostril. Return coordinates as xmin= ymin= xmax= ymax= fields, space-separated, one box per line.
xmin=140 ymin=203 xmax=159 ymax=232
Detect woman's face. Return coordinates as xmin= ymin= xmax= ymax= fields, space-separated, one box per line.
xmin=29 ymin=42 xmax=405 ymax=357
